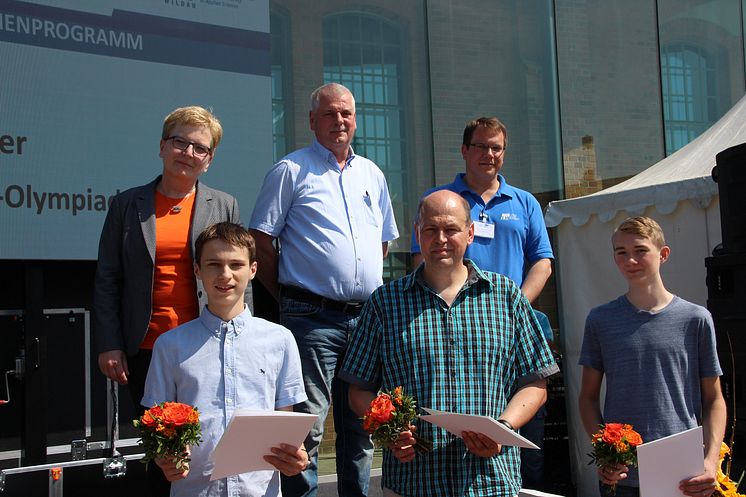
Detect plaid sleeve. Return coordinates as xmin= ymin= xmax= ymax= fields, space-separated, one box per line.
xmin=339 ymin=291 xmax=383 ymax=390
xmin=512 ymin=285 xmax=558 ymax=381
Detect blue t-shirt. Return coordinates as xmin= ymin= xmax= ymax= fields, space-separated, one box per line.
xmin=411 ymin=173 xmax=553 ymax=286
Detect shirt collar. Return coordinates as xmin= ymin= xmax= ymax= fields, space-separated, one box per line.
xmin=464 ymin=259 xmax=493 ymax=287
xmin=453 ymin=173 xmax=514 ymax=200
xmin=404 ymin=258 xmax=493 ymax=293
xmin=311 ymin=138 xmax=356 ymax=169
xmin=198 ymin=304 xmax=252 ymax=337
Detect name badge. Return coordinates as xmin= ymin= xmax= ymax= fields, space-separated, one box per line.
xmin=474 ymin=220 xmax=495 ymax=239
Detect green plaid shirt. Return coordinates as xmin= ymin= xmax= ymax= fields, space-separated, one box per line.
xmin=340 ymin=261 xmax=558 ymax=497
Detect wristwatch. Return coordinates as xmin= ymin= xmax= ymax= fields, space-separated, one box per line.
xmin=497 ymin=419 xmax=515 ymax=431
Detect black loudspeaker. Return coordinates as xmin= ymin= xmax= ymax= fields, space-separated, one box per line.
xmin=706 ymin=254 xmax=746 ymax=311
xmin=714 ymin=143 xmax=746 ymax=255
xmin=707 ymin=254 xmax=746 ymax=476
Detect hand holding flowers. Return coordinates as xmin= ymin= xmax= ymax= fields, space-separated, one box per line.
xmin=133 ymin=402 xmax=202 ymax=474
xmin=362 ymin=387 xmax=432 ymax=457
xmin=589 ymin=423 xmax=643 ymax=494
xmin=155 ymin=447 xmax=191 ymax=482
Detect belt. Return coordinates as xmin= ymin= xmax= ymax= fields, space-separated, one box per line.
xmin=281 ymin=286 xmax=364 ymax=314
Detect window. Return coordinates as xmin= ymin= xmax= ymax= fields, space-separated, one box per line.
xmin=661 ymin=44 xmax=718 ymax=155
xmin=323 ymin=12 xmax=408 ymax=278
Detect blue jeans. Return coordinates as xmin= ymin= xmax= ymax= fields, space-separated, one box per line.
xmin=279 ymin=296 xmax=373 ymax=497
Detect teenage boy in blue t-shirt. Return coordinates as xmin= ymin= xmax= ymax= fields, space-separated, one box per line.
xmin=578 ymin=216 xmax=726 ymax=497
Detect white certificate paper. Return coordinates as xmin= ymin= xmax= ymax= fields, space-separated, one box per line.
xmin=209 ymin=410 xmax=317 ymax=480
xmin=637 ymin=426 xmax=704 ymax=497
xmin=420 ymin=408 xmax=539 ymax=449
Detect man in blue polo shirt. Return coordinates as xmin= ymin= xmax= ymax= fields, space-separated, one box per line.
xmin=411 ymin=116 xmax=554 ymax=489
xmin=411 ymin=117 xmax=552 ymax=302
xmin=250 ymin=82 xmax=399 ymax=497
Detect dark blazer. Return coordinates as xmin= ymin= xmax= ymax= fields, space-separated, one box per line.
xmin=93 ymin=176 xmax=240 ymax=356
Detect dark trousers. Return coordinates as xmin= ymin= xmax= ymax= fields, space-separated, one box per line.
xmin=599 ymin=482 xmax=640 ymax=497
xmin=520 ymin=406 xmax=547 ymax=489
xmin=128 ymin=349 xmax=171 ymax=497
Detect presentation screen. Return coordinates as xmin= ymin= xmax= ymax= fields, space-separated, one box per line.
xmin=0 ymin=0 xmax=271 ymax=260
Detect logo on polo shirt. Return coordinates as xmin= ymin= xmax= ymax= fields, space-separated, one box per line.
xmin=500 ymin=213 xmax=519 ymax=221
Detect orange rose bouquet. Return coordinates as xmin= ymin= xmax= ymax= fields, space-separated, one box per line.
xmin=362 ymin=387 xmax=432 ymax=453
xmin=133 ymin=401 xmax=202 ymax=469
xmin=589 ymin=423 xmax=643 ymax=493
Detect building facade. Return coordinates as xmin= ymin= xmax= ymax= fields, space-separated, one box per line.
xmin=269 ymin=0 xmax=745 ymax=278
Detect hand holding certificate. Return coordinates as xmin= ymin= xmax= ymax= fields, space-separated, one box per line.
xmin=419 ymin=408 xmax=539 ymax=449
xmin=637 ymin=426 xmax=704 ymax=497
xmin=209 ymin=410 xmax=317 ymax=480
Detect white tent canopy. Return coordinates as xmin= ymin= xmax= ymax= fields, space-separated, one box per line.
xmin=547 ymin=93 xmax=746 ymax=229
xmin=545 ymin=93 xmax=746 ymax=497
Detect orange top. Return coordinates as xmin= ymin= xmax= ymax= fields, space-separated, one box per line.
xmin=141 ymin=191 xmax=199 ymax=349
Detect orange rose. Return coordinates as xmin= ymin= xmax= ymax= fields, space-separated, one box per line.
xmin=141 ymin=405 xmax=163 ymax=428
xmin=140 ymin=411 xmax=158 ymax=428
xmin=161 ymin=402 xmax=194 ymax=427
xmin=363 ymin=415 xmax=379 ymax=432
xmin=623 ymin=429 xmax=643 ymax=447
xmin=187 ymin=408 xmax=200 ymax=425
xmin=602 ymin=423 xmax=624 ymax=444
xmin=368 ymin=394 xmax=396 ymax=424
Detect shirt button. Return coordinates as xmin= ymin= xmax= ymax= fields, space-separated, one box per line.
xmin=226 ymin=368 xmax=232 ymax=375
xmin=226 ymin=398 xmax=233 ymax=404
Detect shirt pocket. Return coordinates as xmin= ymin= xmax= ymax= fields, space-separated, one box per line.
xmin=362 ymin=193 xmax=383 ymax=227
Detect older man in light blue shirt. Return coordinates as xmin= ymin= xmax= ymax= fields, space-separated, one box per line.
xmin=249 ymin=82 xmax=399 ymax=497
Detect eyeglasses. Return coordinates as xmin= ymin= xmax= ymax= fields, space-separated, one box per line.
xmin=167 ymin=136 xmax=212 ymax=159
xmin=469 ymin=143 xmax=505 ymax=155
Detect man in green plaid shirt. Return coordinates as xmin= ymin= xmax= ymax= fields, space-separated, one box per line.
xmin=341 ymin=190 xmax=558 ymax=497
